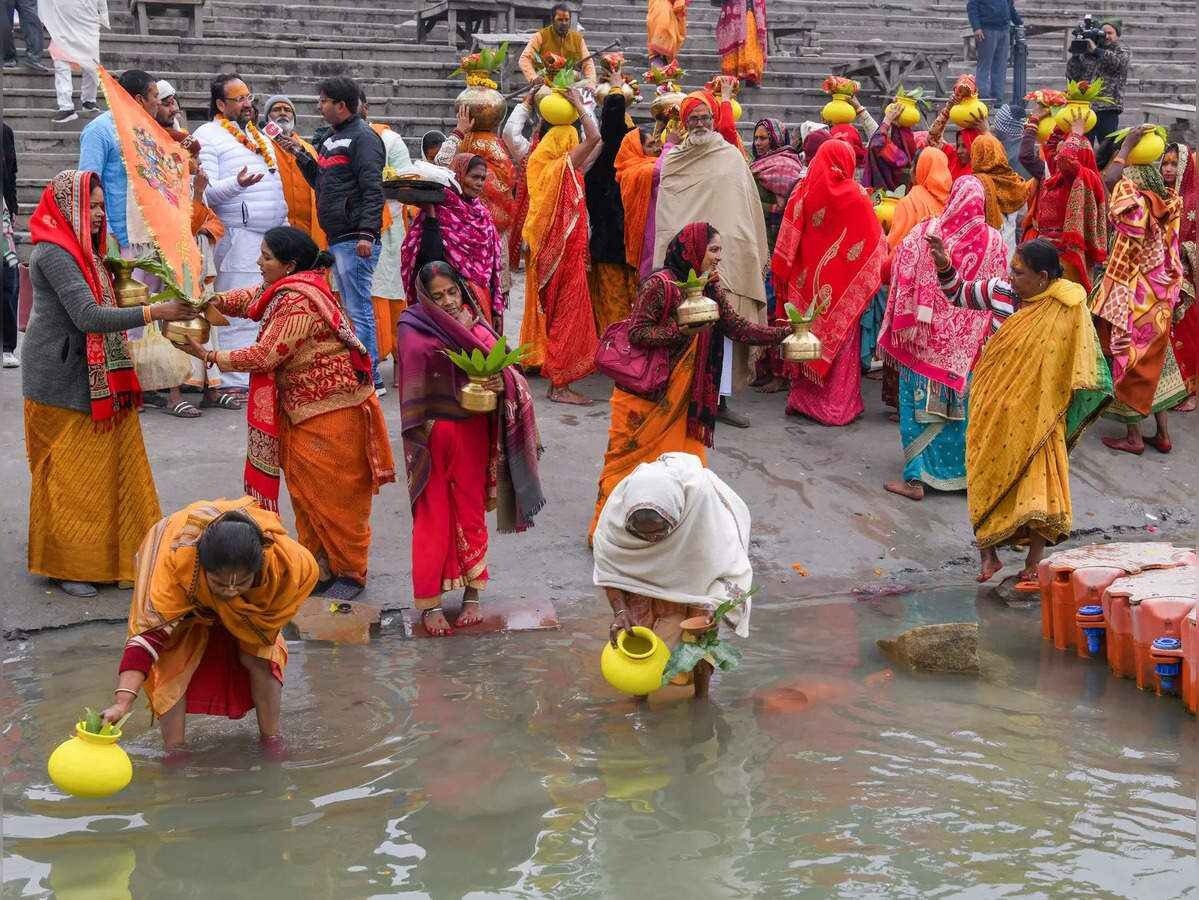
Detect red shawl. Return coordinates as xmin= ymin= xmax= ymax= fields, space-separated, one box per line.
xmin=243 ymin=270 xmax=371 ymax=510
xmin=30 ymin=169 xmax=141 ymax=425
xmin=772 ymin=140 xmax=885 ymax=383
xmin=829 ymin=124 xmax=866 ymax=169
xmin=1023 ymin=135 xmax=1107 ymax=291
xmin=948 ymin=127 xmax=979 ymax=180
xmin=400 ymin=154 xmax=504 ymax=315
xmin=879 ymin=175 xmax=1008 ymax=391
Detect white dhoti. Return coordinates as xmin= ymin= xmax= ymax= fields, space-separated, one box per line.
xmin=213 ymin=227 xmax=266 ymax=389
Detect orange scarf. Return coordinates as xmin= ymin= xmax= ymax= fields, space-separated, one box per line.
xmin=614 ymin=129 xmax=657 ymax=271
xmin=888 ymin=147 xmax=952 ymax=249
xmin=969 ymin=134 xmax=1032 ymax=228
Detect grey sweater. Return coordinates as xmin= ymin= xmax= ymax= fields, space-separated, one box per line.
xmin=21 ymin=243 xmax=147 ymax=414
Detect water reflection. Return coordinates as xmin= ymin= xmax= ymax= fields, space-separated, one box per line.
xmin=2 ymin=588 xmax=1194 ymax=897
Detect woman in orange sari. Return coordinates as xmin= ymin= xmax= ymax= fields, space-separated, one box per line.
xmin=397 ymin=261 xmax=545 ymax=636
xmin=178 ymin=227 xmax=395 ymax=602
xmin=887 ymin=146 xmax=952 ymax=249
xmin=590 ymin=222 xmax=788 ymax=538
xmin=614 ymin=127 xmax=660 ymax=274
xmin=522 ymin=88 xmax=601 ymax=405
xmin=647 ymin=0 xmax=686 ymax=65
xmin=716 ymin=0 xmax=767 ymax=86
xmin=99 ymin=498 xmax=318 ymax=759
xmin=773 ymin=140 xmax=886 ymax=426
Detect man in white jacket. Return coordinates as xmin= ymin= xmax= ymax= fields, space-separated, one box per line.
xmin=38 ymin=0 xmax=106 ymax=122
xmin=193 ymin=73 xmax=288 ymax=390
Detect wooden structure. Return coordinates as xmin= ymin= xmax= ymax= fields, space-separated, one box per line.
xmin=962 ymin=20 xmax=1072 ymax=62
xmin=418 ymin=0 xmax=579 ymax=47
xmin=129 ymin=0 xmax=204 ymax=37
xmin=832 ymin=47 xmax=956 ymax=95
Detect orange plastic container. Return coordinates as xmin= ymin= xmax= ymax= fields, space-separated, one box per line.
xmin=1036 ymin=543 xmax=1194 ymax=651
xmin=1182 ymin=606 xmax=1197 ymax=715
xmin=1104 ymin=564 xmax=1198 ymax=694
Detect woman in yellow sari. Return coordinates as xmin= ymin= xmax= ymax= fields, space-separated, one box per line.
xmin=590 ymin=222 xmax=788 ymax=538
xmin=930 ymin=236 xmax=1110 ymax=585
xmin=100 ymin=498 xmax=318 ymax=759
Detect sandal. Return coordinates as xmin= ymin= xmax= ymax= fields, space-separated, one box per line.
xmin=200 ymin=392 xmax=242 ymax=410
xmin=166 ymin=400 xmax=201 ymax=418
xmin=420 ymin=606 xmax=454 ymax=637
xmin=1013 ymin=580 xmax=1041 ymax=593
xmin=320 ymin=577 xmax=364 ymax=601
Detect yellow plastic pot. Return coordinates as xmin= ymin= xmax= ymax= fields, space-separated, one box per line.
xmin=949 ymin=96 xmax=988 ymax=128
xmin=600 ymin=626 xmax=669 ymax=695
xmin=1036 ymin=110 xmax=1059 ymax=142
xmin=729 ymin=98 xmax=742 ymax=122
xmin=47 ymin=723 xmax=133 ymax=798
xmin=1055 ymin=100 xmax=1096 ymax=134
xmin=538 ymin=91 xmax=579 ymax=127
xmin=821 ymin=95 xmax=857 ymax=125
xmin=1126 ymin=131 xmax=1166 ymax=165
xmin=888 ymin=96 xmax=920 ymax=128
xmin=874 ymin=195 xmax=899 ymax=231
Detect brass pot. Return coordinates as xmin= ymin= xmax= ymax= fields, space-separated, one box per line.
xmin=595 ymin=81 xmax=636 ymax=105
xmin=676 ymin=287 xmax=719 ymax=327
xmin=781 ymin=321 xmax=822 ymax=362
xmin=455 ymin=83 xmax=506 ymax=133
xmin=650 ymin=89 xmax=686 ymax=123
xmin=458 ymin=377 xmax=497 ymax=413
xmin=106 ymin=259 xmax=150 ymax=308
xmin=161 ymin=315 xmax=211 ymax=346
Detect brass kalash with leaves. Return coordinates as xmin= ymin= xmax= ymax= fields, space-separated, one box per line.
xmin=103 ymin=252 xmax=214 ymax=344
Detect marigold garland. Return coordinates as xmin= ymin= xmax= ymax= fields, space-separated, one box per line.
xmin=216 ymin=115 xmax=276 ymax=173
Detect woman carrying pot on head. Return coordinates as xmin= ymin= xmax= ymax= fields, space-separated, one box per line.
xmin=590 ymin=222 xmax=789 ymax=539
xmin=99 ymin=498 xmax=319 ymax=759
xmin=593 ymin=452 xmax=753 ymax=701
xmin=395 ymin=261 xmax=545 ymax=636
xmin=928 ymin=235 xmax=1111 ymax=585
xmin=22 ymin=169 xmax=195 ymax=599
xmin=400 ymin=151 xmax=506 ymax=330
xmin=176 ymin=226 xmax=395 ymax=602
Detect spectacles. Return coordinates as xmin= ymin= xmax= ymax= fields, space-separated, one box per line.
xmin=687 ymin=115 xmax=713 ymax=126
xmin=225 ymin=93 xmax=252 ymax=104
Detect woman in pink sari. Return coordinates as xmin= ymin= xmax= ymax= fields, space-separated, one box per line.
xmin=395 ymin=261 xmax=544 ymax=636
xmin=400 ymin=154 xmax=505 ymax=328
xmin=716 ymin=0 xmax=767 ymax=85
xmin=878 ymin=176 xmax=1008 ymax=499
xmin=772 ymin=139 xmax=885 ymax=425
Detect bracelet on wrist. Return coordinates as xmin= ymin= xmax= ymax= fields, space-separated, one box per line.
xmin=114 ymin=688 xmax=138 ymax=698
xmin=142 ymin=305 xmax=153 ymax=325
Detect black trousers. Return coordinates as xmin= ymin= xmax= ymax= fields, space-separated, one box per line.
xmin=1 ymin=0 xmax=43 ymax=62
xmin=1 ymin=261 xmax=18 ymax=353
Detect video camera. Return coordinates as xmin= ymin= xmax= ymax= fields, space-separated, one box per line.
xmin=1069 ymin=15 xmax=1107 ymax=55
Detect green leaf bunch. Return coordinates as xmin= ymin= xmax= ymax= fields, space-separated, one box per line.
xmin=673 ymin=267 xmax=710 ymax=291
xmin=893 ymin=84 xmax=930 ymax=111
xmin=1065 ymin=78 xmax=1113 ymax=105
xmin=445 ymin=337 xmax=527 ymax=378
xmin=81 ymin=707 xmax=131 ymax=736
xmin=1107 ymin=124 xmax=1168 ymax=143
xmin=784 ymin=299 xmax=822 ymax=324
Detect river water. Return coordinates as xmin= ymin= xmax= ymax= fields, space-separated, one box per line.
xmin=2 ymin=587 xmax=1195 ymax=898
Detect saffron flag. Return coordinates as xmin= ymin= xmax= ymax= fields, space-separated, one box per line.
xmin=98 ymin=66 xmax=201 ymax=299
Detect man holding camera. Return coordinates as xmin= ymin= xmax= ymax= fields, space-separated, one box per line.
xmin=967 ymin=0 xmax=1022 ymax=104
xmin=1066 ymin=18 xmax=1129 ymax=141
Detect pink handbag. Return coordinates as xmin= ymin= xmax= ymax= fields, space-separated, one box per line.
xmin=595 ymin=317 xmax=670 ymax=397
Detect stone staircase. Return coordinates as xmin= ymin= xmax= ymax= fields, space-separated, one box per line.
xmin=3 ymin=0 xmax=1194 ymax=247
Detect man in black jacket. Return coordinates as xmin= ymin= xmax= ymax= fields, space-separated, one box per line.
xmin=967 ymin=0 xmax=1021 ymax=104
xmin=278 ymin=76 xmax=386 ymax=389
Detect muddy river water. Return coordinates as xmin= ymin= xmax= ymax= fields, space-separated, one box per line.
xmin=2 ymin=587 xmax=1195 ymax=898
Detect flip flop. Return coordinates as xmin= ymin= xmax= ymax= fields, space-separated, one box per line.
xmin=1013 ymin=580 xmax=1041 ymax=593
xmin=200 ymin=392 xmax=242 ymax=410
xmin=321 ymin=577 xmax=364 ymax=602
xmin=166 ymin=400 xmax=201 ymax=418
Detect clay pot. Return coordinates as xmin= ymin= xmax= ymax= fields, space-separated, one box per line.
xmin=539 ymin=91 xmax=579 ymax=127
xmin=106 ymin=259 xmax=150 ymax=308
xmin=600 ymin=626 xmax=669 ymax=695
xmin=1036 ymin=109 xmax=1060 ymax=142
xmin=949 ymin=96 xmax=988 ymax=127
xmin=874 ymin=195 xmax=899 ymax=230
xmin=1055 ymin=100 xmax=1096 ymax=134
xmin=821 ymin=94 xmax=857 ymax=125
xmin=888 ymin=95 xmax=920 ymax=128
xmin=1126 ymin=131 xmax=1166 ymax=165
xmin=458 ymin=376 xmax=497 ymax=413
xmin=680 ymin=615 xmax=716 ymax=642
xmin=456 ymin=82 xmax=506 ymax=133
xmin=781 ymin=321 xmax=822 ymax=362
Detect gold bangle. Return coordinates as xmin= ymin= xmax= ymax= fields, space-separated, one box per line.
xmin=142 ymin=305 xmax=153 ymax=325
xmin=113 ymin=688 xmax=138 ymax=697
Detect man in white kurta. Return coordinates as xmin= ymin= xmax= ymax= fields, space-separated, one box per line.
xmin=193 ymin=75 xmax=288 ymax=389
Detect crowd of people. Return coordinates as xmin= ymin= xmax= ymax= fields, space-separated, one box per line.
xmin=3 ymin=1 xmax=1196 ymax=749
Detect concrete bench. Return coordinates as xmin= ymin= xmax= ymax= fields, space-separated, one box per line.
xmin=130 ymin=0 xmax=204 ymax=37
xmin=417 ymin=0 xmax=513 ymax=47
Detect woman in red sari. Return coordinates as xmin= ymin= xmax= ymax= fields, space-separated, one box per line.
xmin=522 ymin=89 xmax=601 ymax=405
xmin=396 ymin=261 xmax=545 ymax=636
xmin=401 ymin=153 xmax=506 ymax=328
xmin=179 ymin=227 xmax=395 ymax=601
xmin=772 ymin=139 xmax=886 ymax=425
xmin=1164 ymin=142 xmax=1198 ymax=410
xmin=1019 ymin=117 xmax=1107 ymax=291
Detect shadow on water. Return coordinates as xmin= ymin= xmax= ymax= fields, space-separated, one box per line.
xmin=2 ymin=587 xmax=1195 ymax=898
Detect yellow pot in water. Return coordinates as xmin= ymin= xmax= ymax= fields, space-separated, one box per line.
xmin=1127 ymin=131 xmax=1166 ymax=165
xmin=538 ymin=91 xmax=579 ymax=127
xmin=1055 ymin=100 xmax=1096 ymax=134
xmin=821 ymin=95 xmax=857 ymax=125
xmin=888 ymin=96 xmax=920 ymax=128
xmin=949 ymin=96 xmax=988 ymax=128
xmin=47 ymin=723 xmax=133 ymax=798
xmin=600 ymin=626 xmax=670 ymax=695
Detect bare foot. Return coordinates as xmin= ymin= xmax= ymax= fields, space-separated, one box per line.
xmin=1102 ymin=434 xmax=1145 ymax=455
xmin=259 ymin=734 xmax=289 ymax=762
xmin=455 ymin=592 xmax=483 ymax=627
xmin=884 ymin=479 xmax=924 ymax=501
xmin=421 ymin=608 xmax=454 ymax=636
xmin=887 ymin=412 xmax=899 ymax=423
xmin=1146 ymin=433 xmax=1172 ymax=453
xmin=1176 ymin=396 xmax=1196 ymax=412
xmin=976 ymin=548 xmax=1002 ymax=583
xmin=753 ymin=377 xmax=788 ymax=394
xmin=547 ymin=386 xmax=593 ymax=406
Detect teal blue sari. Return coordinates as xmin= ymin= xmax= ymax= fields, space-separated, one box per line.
xmin=898 ymin=365 xmax=968 ymax=491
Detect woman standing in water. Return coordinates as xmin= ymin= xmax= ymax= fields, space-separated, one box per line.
xmin=100 ymin=498 xmax=318 ymax=758
xmin=930 ymin=236 xmax=1110 ymax=584
xmin=396 ymin=261 xmax=545 ymax=636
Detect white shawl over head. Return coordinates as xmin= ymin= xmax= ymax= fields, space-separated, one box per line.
xmin=592 ymin=452 xmax=754 ymax=636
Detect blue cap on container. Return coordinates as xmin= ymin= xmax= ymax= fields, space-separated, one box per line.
xmin=1153 ymin=637 xmax=1182 ymax=652
xmin=1078 ymin=605 xmax=1103 ymax=617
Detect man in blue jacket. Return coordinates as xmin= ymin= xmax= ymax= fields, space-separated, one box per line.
xmin=968 ymin=0 xmax=1021 ymax=104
